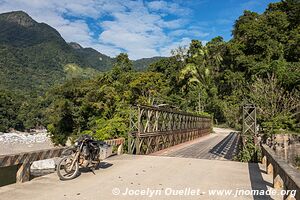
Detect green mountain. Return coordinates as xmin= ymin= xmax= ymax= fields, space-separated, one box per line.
xmin=68 ymin=42 xmax=114 ymax=71
xmin=0 ymin=11 xmax=163 ymax=94
xmin=133 ymin=57 xmax=164 ymax=71
xmin=69 ymin=42 xmax=164 ymax=71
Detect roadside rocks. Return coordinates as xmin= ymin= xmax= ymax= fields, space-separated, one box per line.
xmin=0 ymin=130 xmax=54 ymax=155
xmin=0 ymin=130 xmax=50 ymax=145
xmin=31 ymin=158 xmax=56 ymax=170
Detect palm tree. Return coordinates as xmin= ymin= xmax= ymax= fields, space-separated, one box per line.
xmin=180 ymin=40 xmax=209 ymax=91
xmin=180 ymin=39 xmax=224 ymax=91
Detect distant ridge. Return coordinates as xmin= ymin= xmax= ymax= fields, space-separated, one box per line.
xmin=0 ymin=11 xmax=165 ymax=94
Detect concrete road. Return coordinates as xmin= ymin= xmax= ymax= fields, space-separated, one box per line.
xmin=152 ymin=127 xmax=240 ymax=160
xmin=0 ymin=154 xmax=281 ymax=200
xmin=0 ymin=128 xmax=282 ymax=200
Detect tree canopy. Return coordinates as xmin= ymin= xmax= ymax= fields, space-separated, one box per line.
xmin=0 ymin=0 xmax=299 ymax=146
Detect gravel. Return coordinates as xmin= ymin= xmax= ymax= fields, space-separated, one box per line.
xmin=0 ymin=129 xmax=54 ymax=155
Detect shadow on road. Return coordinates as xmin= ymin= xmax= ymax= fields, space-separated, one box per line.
xmin=79 ymin=162 xmax=113 ymax=175
xmin=248 ymin=163 xmax=273 ymax=200
xmin=209 ymin=132 xmax=239 ymax=160
xmin=98 ymin=162 xmax=113 ymax=169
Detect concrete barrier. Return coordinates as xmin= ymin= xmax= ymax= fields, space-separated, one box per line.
xmin=261 ymin=144 xmax=300 ymax=200
xmin=0 ymin=138 xmax=125 ymax=183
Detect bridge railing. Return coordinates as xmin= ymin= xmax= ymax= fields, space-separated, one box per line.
xmin=128 ymin=105 xmax=211 ymax=155
xmin=261 ymin=144 xmax=300 ymax=199
xmin=0 ymin=137 xmax=125 ymax=183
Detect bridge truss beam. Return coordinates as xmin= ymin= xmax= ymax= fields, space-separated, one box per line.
xmin=242 ymin=104 xmax=257 ymax=136
xmin=128 ymin=105 xmax=211 ymax=155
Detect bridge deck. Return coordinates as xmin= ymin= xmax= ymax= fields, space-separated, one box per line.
xmin=0 ymin=154 xmax=280 ymax=200
xmin=0 ymin=128 xmax=282 ymax=200
xmin=151 ymin=128 xmax=239 ymax=160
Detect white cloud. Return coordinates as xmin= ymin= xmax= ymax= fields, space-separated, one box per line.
xmin=201 ymin=40 xmax=208 ymax=45
xmin=147 ymin=1 xmax=190 ymax=16
xmin=0 ymin=0 xmax=205 ymax=59
xmin=157 ymin=18 xmax=187 ymax=29
xmin=57 ymin=21 xmax=92 ymax=44
xmin=160 ymin=37 xmax=191 ymax=57
xmin=98 ymin=3 xmax=174 ymax=59
xmin=87 ymin=43 xmax=122 ymax=57
xmin=0 ymin=0 xmax=97 ymax=43
xmin=169 ymin=28 xmax=209 ymax=38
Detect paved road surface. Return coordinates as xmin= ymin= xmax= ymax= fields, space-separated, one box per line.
xmin=0 ymin=154 xmax=281 ymax=200
xmin=0 ymin=128 xmax=282 ymax=200
xmin=152 ymin=127 xmax=240 ymax=160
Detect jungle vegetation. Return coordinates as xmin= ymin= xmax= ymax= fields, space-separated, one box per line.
xmin=0 ymin=0 xmax=299 ymax=149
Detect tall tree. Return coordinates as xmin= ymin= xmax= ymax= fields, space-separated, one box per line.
xmin=113 ymin=53 xmax=133 ymax=72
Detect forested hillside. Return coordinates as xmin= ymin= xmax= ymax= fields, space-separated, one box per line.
xmin=0 ymin=11 xmax=96 ymax=94
xmin=0 ymin=1 xmax=299 ymax=147
xmin=0 ymin=11 xmax=160 ymax=95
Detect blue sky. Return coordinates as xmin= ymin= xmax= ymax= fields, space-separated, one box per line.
xmin=0 ymin=0 xmax=278 ymax=59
